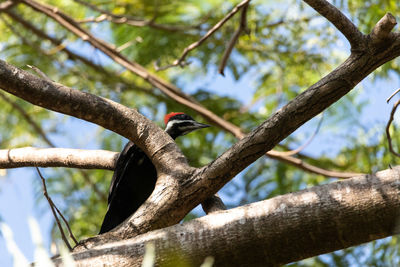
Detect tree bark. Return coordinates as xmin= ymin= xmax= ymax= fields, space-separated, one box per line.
xmin=53 ymin=167 xmax=400 ymax=266
xmin=0 ymin=147 xmax=118 ymax=170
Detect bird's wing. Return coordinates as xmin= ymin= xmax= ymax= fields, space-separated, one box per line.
xmin=107 ymin=141 xmax=139 ymax=205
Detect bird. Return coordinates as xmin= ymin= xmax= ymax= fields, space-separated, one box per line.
xmin=99 ymin=112 xmax=210 ymax=234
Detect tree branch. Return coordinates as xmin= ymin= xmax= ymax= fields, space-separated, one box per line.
xmin=0 ymin=147 xmax=118 ymax=170
xmin=73 ymin=0 xmax=202 ymax=32
xmin=371 ymin=13 xmax=397 ymax=44
xmin=218 ymin=2 xmax=249 ymax=76
xmin=303 ymin=0 xmax=365 ymax=50
xmin=386 ymin=98 xmax=400 ymax=158
xmin=55 ymin=166 xmax=400 ymax=266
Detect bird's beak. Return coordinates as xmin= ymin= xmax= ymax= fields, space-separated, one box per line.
xmin=192 ymin=122 xmax=211 ymax=130
xmin=183 ymin=122 xmax=210 ymax=135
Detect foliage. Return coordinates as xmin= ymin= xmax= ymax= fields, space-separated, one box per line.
xmin=0 ymin=0 xmax=399 ymax=265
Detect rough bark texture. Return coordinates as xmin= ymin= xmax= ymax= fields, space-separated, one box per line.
xmin=53 ymin=167 xmax=400 ymax=266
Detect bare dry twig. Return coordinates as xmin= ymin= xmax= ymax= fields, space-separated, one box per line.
xmin=277 ymin=113 xmax=324 ymax=156
xmin=387 ymin=88 xmax=400 ymax=103
xmin=218 ymin=3 xmax=249 ymax=76
xmin=36 ymin=167 xmax=75 ymax=250
xmin=157 ymin=0 xmax=252 ymax=71
xmin=386 ymin=99 xmax=400 ymax=157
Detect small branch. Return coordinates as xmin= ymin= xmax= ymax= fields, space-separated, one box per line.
xmin=0 ymin=147 xmax=118 ymax=170
xmin=36 ymin=167 xmax=72 ymax=251
xmin=386 ymin=99 xmax=400 ymax=157
xmin=303 ymin=0 xmax=364 ymax=50
xmin=218 ymin=3 xmax=249 ymax=76
xmin=276 ymin=113 xmax=324 ymax=157
xmin=266 ymin=151 xmax=362 ymax=178
xmin=27 ymin=64 xmax=53 ymax=82
xmin=201 ymin=194 xmax=227 ymax=214
xmin=73 ymin=0 xmax=201 ymax=32
xmin=160 ymin=0 xmax=251 ymax=70
xmin=371 ymin=12 xmax=397 ymax=44
xmin=387 ymin=88 xmax=400 ymax=103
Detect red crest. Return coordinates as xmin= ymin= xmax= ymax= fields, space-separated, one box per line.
xmin=164 ymin=112 xmax=184 ymax=125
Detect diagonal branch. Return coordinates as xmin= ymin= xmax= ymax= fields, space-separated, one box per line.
xmin=303 ymin=0 xmax=365 ymax=50
xmin=37 ymin=167 xmax=73 ymax=251
xmin=218 ymin=2 xmax=249 ymax=76
xmin=386 ymin=98 xmax=400 ymax=157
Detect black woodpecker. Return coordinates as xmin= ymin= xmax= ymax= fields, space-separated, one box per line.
xmin=99 ymin=112 xmax=209 ymax=234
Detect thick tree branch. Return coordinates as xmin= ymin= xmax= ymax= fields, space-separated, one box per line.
xmin=55 ymin=166 xmax=400 ymax=266
xmin=0 ymin=147 xmax=118 ymax=170
xmin=0 ymin=60 xmax=187 ymax=175
xmin=303 ymin=0 xmax=365 ymax=50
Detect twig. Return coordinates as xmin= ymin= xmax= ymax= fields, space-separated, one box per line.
xmin=36 ymin=167 xmax=73 ymax=251
xmin=386 ymin=88 xmax=400 ymax=103
xmin=27 ymin=65 xmax=53 ymax=82
xmin=158 ymin=0 xmax=251 ymax=71
xmin=276 ymin=112 xmax=324 ymax=156
xmin=386 ymin=99 xmax=400 ymax=158
xmin=73 ymin=0 xmax=201 ymax=32
xmin=218 ymin=3 xmax=249 ymax=76
xmin=303 ymin=0 xmax=364 ymax=50
xmin=266 ymin=150 xmax=362 ymax=179
xmin=50 ymin=196 xmax=79 ymax=246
